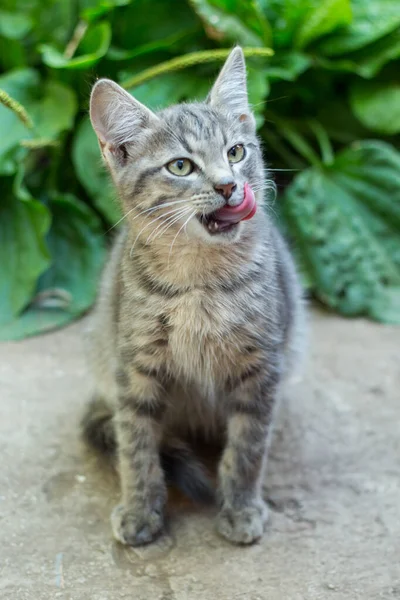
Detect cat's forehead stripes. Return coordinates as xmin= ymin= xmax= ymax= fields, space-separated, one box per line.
xmin=159 ymin=103 xmax=230 ymax=151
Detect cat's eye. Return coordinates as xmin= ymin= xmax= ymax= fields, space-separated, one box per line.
xmin=166 ymin=158 xmax=194 ymax=177
xmin=228 ymin=144 xmax=245 ymax=164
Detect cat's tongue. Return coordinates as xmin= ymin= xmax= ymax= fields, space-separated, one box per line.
xmin=214 ymin=182 xmax=257 ymax=225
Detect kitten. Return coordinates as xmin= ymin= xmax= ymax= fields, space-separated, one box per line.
xmin=82 ymin=47 xmax=305 ymax=546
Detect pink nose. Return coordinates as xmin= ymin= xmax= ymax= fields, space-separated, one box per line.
xmin=214 ymin=181 xmax=237 ymax=200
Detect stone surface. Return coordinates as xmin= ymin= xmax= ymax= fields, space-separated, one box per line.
xmin=0 ymin=309 xmax=399 ymax=599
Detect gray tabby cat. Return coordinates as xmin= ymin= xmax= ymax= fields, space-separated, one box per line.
xmin=82 ymin=47 xmax=305 ymax=546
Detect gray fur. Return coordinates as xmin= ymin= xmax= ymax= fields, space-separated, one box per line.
xmin=83 ymin=47 xmax=305 ymax=546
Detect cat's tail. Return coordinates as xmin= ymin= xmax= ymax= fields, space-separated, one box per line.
xmin=81 ymin=397 xmax=215 ymax=505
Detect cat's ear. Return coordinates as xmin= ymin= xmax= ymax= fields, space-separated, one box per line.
xmin=208 ymin=47 xmax=252 ymax=122
xmin=90 ymin=78 xmax=158 ymax=162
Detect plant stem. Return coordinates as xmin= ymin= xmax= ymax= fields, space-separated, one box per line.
xmin=64 ymin=20 xmax=88 ymax=59
xmin=121 ymin=47 xmax=274 ymax=89
xmin=308 ymin=120 xmax=334 ymax=165
xmin=0 ymin=88 xmax=33 ymax=129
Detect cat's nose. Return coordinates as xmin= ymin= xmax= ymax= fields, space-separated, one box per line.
xmin=214 ymin=180 xmax=237 ymax=200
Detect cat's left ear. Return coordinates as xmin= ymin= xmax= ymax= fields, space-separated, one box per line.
xmin=208 ymin=47 xmax=253 ymax=126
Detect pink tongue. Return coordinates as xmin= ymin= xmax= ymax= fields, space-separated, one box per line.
xmin=214 ymin=182 xmax=257 ymax=224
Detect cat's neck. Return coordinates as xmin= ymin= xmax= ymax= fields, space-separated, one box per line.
xmin=126 ymin=213 xmax=270 ymax=289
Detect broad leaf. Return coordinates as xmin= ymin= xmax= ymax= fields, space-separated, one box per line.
xmin=283 ymin=141 xmax=400 ymax=323
xmin=188 ymin=0 xmax=266 ymax=46
xmin=260 ymin=0 xmax=349 ymax=49
xmin=0 ymin=10 xmax=33 ymax=39
xmin=317 ymin=29 xmax=400 ymax=78
xmin=0 ymin=194 xmax=106 ymax=340
xmin=0 ymin=174 xmax=50 ymax=327
xmin=317 ymin=0 xmax=400 ymax=56
xmin=113 ymin=0 xmax=199 ymax=50
xmin=30 ymin=81 xmax=77 ymax=139
xmin=72 ymin=117 xmax=121 ymax=224
xmin=37 ymin=194 xmax=106 ymax=316
xmin=295 ymin=0 xmax=352 ymax=49
xmin=0 ymin=0 xmax=75 ymax=48
xmin=349 ymin=80 xmax=400 ymax=135
xmin=264 ymin=51 xmax=311 ymax=81
xmin=80 ymin=0 xmax=131 ymax=22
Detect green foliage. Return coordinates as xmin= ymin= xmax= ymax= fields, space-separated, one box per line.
xmin=283 ymin=141 xmax=400 ymax=323
xmin=0 ymin=0 xmax=399 ymax=339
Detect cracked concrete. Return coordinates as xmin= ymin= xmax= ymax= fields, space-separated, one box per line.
xmin=0 ymin=309 xmax=399 ymax=599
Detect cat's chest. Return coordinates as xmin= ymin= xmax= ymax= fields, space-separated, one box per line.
xmin=166 ymin=289 xmax=249 ymax=385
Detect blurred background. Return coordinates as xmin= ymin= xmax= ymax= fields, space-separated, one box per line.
xmin=0 ymin=0 xmax=399 ymax=340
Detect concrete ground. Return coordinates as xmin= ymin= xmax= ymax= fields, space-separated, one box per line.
xmin=0 ymin=309 xmax=399 ymax=600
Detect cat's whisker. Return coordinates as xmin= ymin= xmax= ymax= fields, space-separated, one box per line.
xmin=146 ymin=207 xmax=191 ymax=244
xmin=168 ymin=210 xmax=196 ymax=264
xmin=129 ymin=206 xmax=193 ymax=256
xmin=151 ymin=209 xmax=192 ymax=245
xmin=107 ymin=205 xmax=137 ymax=232
xmin=108 ymin=198 xmax=193 ymax=233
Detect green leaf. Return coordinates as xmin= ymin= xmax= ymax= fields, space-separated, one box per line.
xmin=31 ymin=81 xmax=77 ymax=138
xmin=108 ymin=29 xmax=195 ymax=61
xmin=15 ymin=0 xmax=76 ymax=48
xmin=0 ymin=194 xmax=107 ymax=340
xmin=206 ymin=0 xmax=272 ymax=45
xmin=317 ymin=0 xmax=400 ymax=56
xmin=0 ymin=69 xmax=77 ymax=170
xmin=283 ymin=141 xmax=400 ymax=323
xmin=80 ymin=0 xmax=131 ymax=22
xmin=40 ymin=21 xmax=111 ymax=69
xmin=188 ymin=0 xmax=266 ymax=46
xmin=349 ymin=80 xmax=400 ymax=135
xmin=295 ymin=0 xmax=352 ymax=49
xmin=317 ymin=29 xmax=400 ymax=78
xmin=0 ymin=174 xmax=51 ymax=327
xmin=260 ymin=0 xmax=353 ymax=50
xmin=112 ymin=0 xmax=199 ymax=51
xmin=0 ymin=10 xmax=33 ymax=40
xmin=0 ymin=69 xmax=38 ymax=167
xmin=72 ymin=117 xmax=121 ymax=224
xmin=264 ymin=51 xmax=311 ymax=81
xmin=37 ymin=194 xmax=106 ymax=316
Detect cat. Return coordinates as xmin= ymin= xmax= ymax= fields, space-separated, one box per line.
xmin=82 ymin=47 xmax=305 ymax=547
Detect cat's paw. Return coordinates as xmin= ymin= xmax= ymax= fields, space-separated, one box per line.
xmin=216 ymin=500 xmax=268 ymax=545
xmin=111 ymin=503 xmax=164 ymax=546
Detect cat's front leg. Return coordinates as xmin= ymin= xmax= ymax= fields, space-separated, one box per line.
xmin=111 ymin=365 xmax=167 ymax=546
xmin=217 ymin=364 xmax=280 ymax=544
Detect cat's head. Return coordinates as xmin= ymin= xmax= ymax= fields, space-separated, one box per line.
xmin=90 ymin=47 xmax=266 ymax=245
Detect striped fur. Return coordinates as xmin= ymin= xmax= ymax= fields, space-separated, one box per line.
xmin=83 ymin=48 xmax=306 ymax=546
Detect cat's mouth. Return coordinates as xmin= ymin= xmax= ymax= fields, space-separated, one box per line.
xmin=198 ymin=183 xmax=257 ymax=235
xmin=197 ymin=213 xmax=239 ymax=235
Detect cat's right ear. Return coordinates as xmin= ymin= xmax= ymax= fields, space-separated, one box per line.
xmin=90 ymin=79 xmax=158 ymax=164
